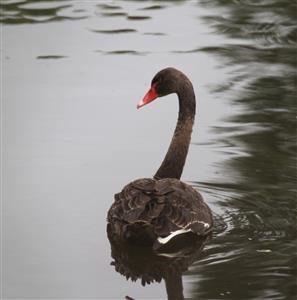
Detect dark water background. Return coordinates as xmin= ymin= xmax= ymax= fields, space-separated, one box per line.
xmin=2 ymin=0 xmax=296 ymax=299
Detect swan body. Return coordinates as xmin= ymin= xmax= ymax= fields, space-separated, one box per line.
xmin=107 ymin=68 xmax=213 ymax=247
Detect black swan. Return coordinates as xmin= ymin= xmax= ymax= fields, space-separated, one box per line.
xmin=107 ymin=68 xmax=213 ymax=249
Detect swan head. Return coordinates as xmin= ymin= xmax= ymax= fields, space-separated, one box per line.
xmin=137 ymin=67 xmax=187 ymax=109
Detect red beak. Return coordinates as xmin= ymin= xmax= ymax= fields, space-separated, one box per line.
xmin=137 ymin=85 xmax=158 ymax=109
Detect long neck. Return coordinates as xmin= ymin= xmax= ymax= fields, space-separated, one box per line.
xmin=154 ymin=83 xmax=196 ymax=180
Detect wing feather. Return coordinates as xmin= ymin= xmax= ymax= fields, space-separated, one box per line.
xmin=107 ymin=178 xmax=213 ymax=242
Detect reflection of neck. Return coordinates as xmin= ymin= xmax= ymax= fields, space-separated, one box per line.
xmin=154 ymin=83 xmax=196 ymax=180
xmin=164 ymin=272 xmax=184 ymax=300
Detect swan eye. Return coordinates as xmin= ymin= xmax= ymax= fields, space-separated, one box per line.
xmin=152 ymin=77 xmax=161 ymax=86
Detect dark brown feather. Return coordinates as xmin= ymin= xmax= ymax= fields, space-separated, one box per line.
xmin=107 ymin=178 xmax=213 ymax=245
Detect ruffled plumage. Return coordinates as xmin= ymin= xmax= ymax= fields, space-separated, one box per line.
xmin=107 ymin=178 xmax=213 ymax=246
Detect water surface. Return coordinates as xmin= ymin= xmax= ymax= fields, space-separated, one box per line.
xmin=2 ymin=0 xmax=296 ymax=299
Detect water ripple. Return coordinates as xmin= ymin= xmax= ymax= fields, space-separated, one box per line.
xmin=89 ymin=28 xmax=137 ymax=34
xmin=1 ymin=0 xmax=88 ymax=24
xmin=97 ymin=3 xmax=122 ymax=10
xmin=96 ymin=50 xmax=149 ymax=56
xmin=36 ymin=55 xmax=67 ymax=60
xmin=101 ymin=12 xmax=127 ymax=17
xmin=127 ymin=15 xmax=151 ymax=20
xmin=139 ymin=5 xmax=165 ymax=10
xmin=200 ymin=0 xmax=297 ymax=47
xmin=143 ymin=32 xmax=166 ymax=36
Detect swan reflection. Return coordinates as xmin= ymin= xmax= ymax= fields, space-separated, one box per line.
xmin=107 ymin=224 xmax=210 ymax=300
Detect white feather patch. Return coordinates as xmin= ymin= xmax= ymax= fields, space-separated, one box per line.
xmin=157 ymin=221 xmax=210 ymax=245
xmin=157 ymin=228 xmax=192 ymax=244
